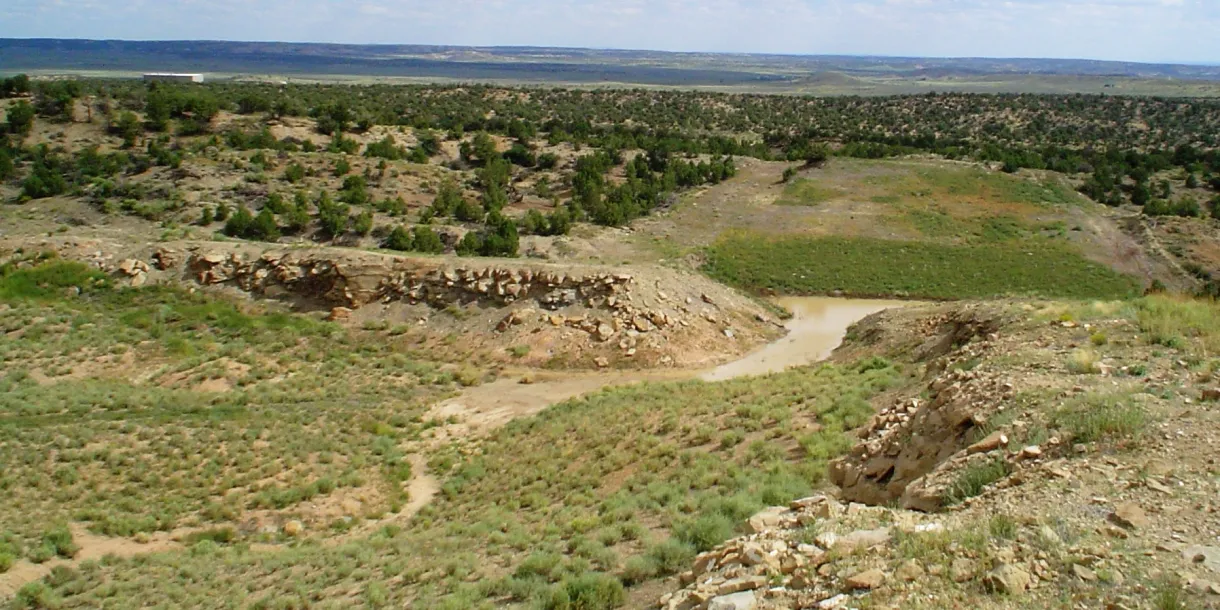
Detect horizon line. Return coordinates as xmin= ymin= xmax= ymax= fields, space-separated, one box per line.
xmin=2 ymin=36 xmax=1216 ymax=69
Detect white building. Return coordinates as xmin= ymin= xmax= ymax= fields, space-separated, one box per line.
xmin=143 ymin=73 xmax=204 ymax=83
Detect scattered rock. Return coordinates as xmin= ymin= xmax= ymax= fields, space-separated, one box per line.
xmin=950 ymin=558 xmax=977 ymax=583
xmin=845 ymin=568 xmax=887 ymax=590
xmin=283 ymin=520 xmax=304 ymax=537
xmin=1072 ymin=564 xmax=1098 ymax=582
xmin=1184 ymin=546 xmax=1220 ymax=574
xmin=834 ymin=528 xmax=892 ymax=551
xmin=1146 ymin=479 xmax=1173 ymax=495
xmin=747 ymin=506 xmax=788 ymax=534
xmin=707 ymin=591 xmax=756 ymax=610
xmin=895 ymin=560 xmax=925 ymax=582
xmin=116 ymin=258 xmax=149 ymax=276
xmin=716 ymin=576 xmax=767 ymax=596
xmin=595 ymin=323 xmax=615 ymax=342
xmin=1019 ymin=445 xmax=1043 ymax=460
xmin=817 ymin=594 xmax=851 ymax=609
xmin=1109 ymin=503 xmax=1149 ymax=530
xmin=983 ymin=563 xmax=1031 ymax=594
xmin=967 ymin=432 xmax=1008 ymax=454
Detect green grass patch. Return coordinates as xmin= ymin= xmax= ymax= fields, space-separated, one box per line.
xmin=776 ymin=179 xmax=838 ymax=207
xmin=1052 ymin=391 xmax=1148 ymax=445
xmin=0 ymin=258 xmax=108 ymax=300
xmin=705 ymin=233 xmax=1139 ymax=300
xmin=944 ymin=458 xmax=1012 ymax=505
xmin=907 ymin=208 xmax=967 ymax=238
xmin=912 ymin=167 xmax=1079 ymax=207
xmin=1136 ymin=295 xmax=1220 ymax=355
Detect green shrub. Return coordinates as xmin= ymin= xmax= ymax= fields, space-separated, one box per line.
xmin=384 ymin=225 xmax=415 ymax=251
xmin=515 ymin=552 xmax=564 ymax=582
xmin=674 ymin=513 xmax=735 ymax=552
xmin=0 ymin=259 xmax=107 ymax=301
xmin=988 ymin=514 xmax=1017 ymax=540
xmin=27 ymin=544 xmax=55 ymax=564
xmin=412 ymin=226 xmax=446 ymax=254
xmin=618 ymin=556 xmax=656 ymax=585
xmin=543 ymin=573 xmax=624 ymax=610
xmin=184 ymin=527 xmax=236 ymax=545
xmin=14 ymin=581 xmax=61 ymax=610
xmin=645 ymin=540 xmax=695 ymax=576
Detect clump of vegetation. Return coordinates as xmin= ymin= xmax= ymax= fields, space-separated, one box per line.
xmin=1137 ymin=296 xmax=1220 ymax=355
xmin=1053 ymin=391 xmax=1148 ymax=445
xmin=944 ymin=458 xmax=1012 ymax=505
xmin=1066 ymin=348 xmax=1102 ymax=374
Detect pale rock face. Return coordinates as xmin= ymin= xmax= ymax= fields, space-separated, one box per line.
xmin=983 ymin=563 xmax=1031 ymax=594
xmin=707 ymin=591 xmax=757 ymax=610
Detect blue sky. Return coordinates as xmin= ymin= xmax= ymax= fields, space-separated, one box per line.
xmin=2 ymin=0 xmax=1215 ymax=64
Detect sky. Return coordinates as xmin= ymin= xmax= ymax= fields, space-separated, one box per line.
xmin=1 ymin=0 xmax=1216 ymax=65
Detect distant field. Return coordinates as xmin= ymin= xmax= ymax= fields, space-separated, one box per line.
xmin=3 ymin=39 xmax=1220 ymax=96
xmin=704 ymin=233 xmax=1141 ymax=300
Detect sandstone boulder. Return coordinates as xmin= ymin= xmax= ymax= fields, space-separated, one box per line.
xmin=844 ymin=569 xmax=886 ymax=590
xmin=707 ymin=591 xmax=756 ymax=610
xmin=983 ymin=563 xmax=1030 ymax=594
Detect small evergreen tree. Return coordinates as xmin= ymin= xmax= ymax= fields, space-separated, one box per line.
xmin=224 ymin=206 xmax=255 ymax=237
xmin=250 ymin=208 xmax=281 ymax=241
xmin=456 ymin=232 xmax=483 ymax=256
xmin=412 ymin=226 xmax=445 ymax=254
xmin=384 ymin=225 xmax=414 ymax=251
xmin=353 ymin=210 xmax=374 ymax=236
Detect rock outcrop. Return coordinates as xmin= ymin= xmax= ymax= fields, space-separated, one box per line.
xmin=659 ymin=496 xmax=964 ymax=610
xmin=31 ymin=239 xmax=780 ymax=369
xmin=184 ymin=247 xmax=637 ymax=311
xmin=829 ymin=309 xmax=1023 ymax=511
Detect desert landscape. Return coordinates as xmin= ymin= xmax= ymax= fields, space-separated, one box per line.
xmin=1 ymin=34 xmax=1220 ymax=610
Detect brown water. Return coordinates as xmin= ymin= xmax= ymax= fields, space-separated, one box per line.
xmin=701 ymin=297 xmax=908 ymax=381
xmin=425 ymin=297 xmax=909 ymax=445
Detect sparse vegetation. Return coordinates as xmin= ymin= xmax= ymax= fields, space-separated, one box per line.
xmin=1053 ymin=391 xmax=1148 ymax=445
xmin=0 ymin=259 xmax=461 ymax=556
xmin=775 ymin=179 xmax=837 ymax=207
xmin=1066 ymin=348 xmax=1102 ymax=374
xmin=2 ymin=68 xmax=1219 ymax=610
xmin=944 ymin=458 xmax=1012 ymax=505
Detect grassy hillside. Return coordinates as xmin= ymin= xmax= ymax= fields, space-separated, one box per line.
xmin=0 ymin=255 xmax=906 ymax=608
xmin=0 ymin=258 xmax=462 ymax=556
